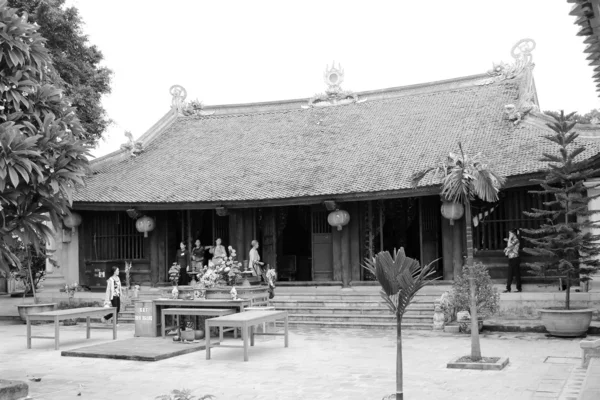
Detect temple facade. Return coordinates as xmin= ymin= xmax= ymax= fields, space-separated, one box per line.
xmin=48 ymin=41 xmax=600 ymax=291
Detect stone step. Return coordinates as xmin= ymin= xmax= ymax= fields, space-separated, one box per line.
xmin=273 ymin=306 xmax=432 ymax=316
xmin=286 ymin=313 xmax=432 ymax=324
xmin=279 ymin=320 xmax=432 ymax=330
xmin=272 ymin=294 xmax=441 ymax=301
xmin=270 ymin=300 xmax=434 ymax=308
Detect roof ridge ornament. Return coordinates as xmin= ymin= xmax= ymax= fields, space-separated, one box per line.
xmin=487 ymin=38 xmax=536 ymax=81
xmin=170 ymin=85 xmax=215 ymax=116
xmin=120 ymin=131 xmax=143 ymax=157
xmin=304 ymin=62 xmax=365 ymax=108
xmin=479 ymin=39 xmax=538 ymax=125
xmin=170 ymin=85 xmax=187 ymax=112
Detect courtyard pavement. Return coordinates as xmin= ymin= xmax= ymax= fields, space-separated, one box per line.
xmin=0 ymin=320 xmax=596 ymax=400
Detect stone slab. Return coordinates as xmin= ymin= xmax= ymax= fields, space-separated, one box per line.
xmin=446 ymin=356 xmax=509 ymax=370
xmin=61 ymin=337 xmax=206 ymax=361
xmin=0 ymin=380 xmax=28 ymax=400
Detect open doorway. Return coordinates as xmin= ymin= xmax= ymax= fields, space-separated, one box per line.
xmin=277 ymin=206 xmax=312 ymax=280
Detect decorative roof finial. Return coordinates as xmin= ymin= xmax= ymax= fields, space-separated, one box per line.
xmin=170 ymin=85 xmax=187 ymax=112
xmin=305 ymin=62 xmax=364 ymax=108
xmin=324 ymin=61 xmax=345 ymax=95
xmin=120 ymin=131 xmax=143 ymax=156
xmin=487 ymin=38 xmax=536 ymax=80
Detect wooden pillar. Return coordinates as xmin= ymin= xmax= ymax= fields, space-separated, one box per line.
xmin=453 ymin=217 xmax=464 ymax=278
xmin=349 ymin=203 xmax=361 ymax=283
xmin=441 ymin=217 xmax=454 ymax=280
xmin=341 ymin=218 xmax=351 ymax=288
xmin=150 ymin=213 xmax=160 ymax=286
xmin=332 ymin=228 xmax=342 ymax=282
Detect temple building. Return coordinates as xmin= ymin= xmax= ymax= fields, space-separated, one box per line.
xmin=48 ymin=39 xmax=600 ymax=291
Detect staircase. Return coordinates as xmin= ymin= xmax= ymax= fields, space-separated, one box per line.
xmin=271 ymin=285 xmax=447 ymax=330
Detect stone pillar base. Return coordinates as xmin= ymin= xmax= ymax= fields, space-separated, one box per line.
xmin=0 ymin=379 xmax=28 ymax=400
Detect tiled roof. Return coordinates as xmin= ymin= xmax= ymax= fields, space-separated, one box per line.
xmin=74 ymin=74 xmax=600 ymax=205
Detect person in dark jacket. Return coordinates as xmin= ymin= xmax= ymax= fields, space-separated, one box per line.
xmin=176 ymin=242 xmax=190 ymax=285
xmin=503 ymin=229 xmax=522 ymax=293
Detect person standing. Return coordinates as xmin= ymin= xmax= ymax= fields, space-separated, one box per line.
xmin=176 ymin=242 xmax=190 ymax=285
xmin=192 ymin=239 xmax=205 ymax=274
xmin=103 ymin=266 xmax=122 ymax=324
xmin=503 ymin=229 xmax=522 ymax=293
xmin=249 ymin=240 xmax=265 ymax=281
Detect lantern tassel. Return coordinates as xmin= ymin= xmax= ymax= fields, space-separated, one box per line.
xmin=144 ymin=232 xmax=149 ymax=238
xmin=449 ymin=220 xmax=455 ymax=226
xmin=337 ymin=226 xmax=342 ymax=231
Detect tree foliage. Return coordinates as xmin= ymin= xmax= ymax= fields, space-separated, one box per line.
xmin=522 ymin=111 xmax=600 ymax=309
xmin=7 ymin=0 xmax=112 ymax=143
xmin=0 ymin=0 xmax=90 ymax=278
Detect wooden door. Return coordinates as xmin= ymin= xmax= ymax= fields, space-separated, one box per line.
xmin=419 ymin=196 xmax=442 ymax=276
xmin=262 ymin=208 xmax=277 ymax=269
xmin=312 ymin=210 xmax=333 ymax=281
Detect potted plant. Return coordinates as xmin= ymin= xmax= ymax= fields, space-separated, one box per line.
xmin=523 ymin=111 xmax=600 ymax=337
xmin=448 ymin=263 xmax=500 ymax=333
xmin=362 ymin=248 xmax=438 ymax=400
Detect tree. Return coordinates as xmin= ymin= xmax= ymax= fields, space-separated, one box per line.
xmin=7 ymin=0 xmax=112 ymax=143
xmin=0 ymin=0 xmax=90 ymax=303
xmin=362 ymin=248 xmax=438 ymax=400
xmin=411 ymin=143 xmax=505 ymax=361
xmin=523 ymin=111 xmax=600 ymax=309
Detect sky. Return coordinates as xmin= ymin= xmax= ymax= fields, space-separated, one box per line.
xmin=66 ymin=0 xmax=600 ymax=158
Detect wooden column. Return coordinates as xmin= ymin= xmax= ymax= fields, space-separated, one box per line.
xmin=349 ymin=202 xmax=361 ymax=283
xmin=332 ymin=228 xmax=342 ymax=282
xmin=341 ymin=218 xmax=351 ymax=288
xmin=150 ymin=213 xmax=160 ymax=286
xmin=441 ymin=217 xmax=454 ymax=280
xmin=453 ymin=217 xmax=465 ymax=278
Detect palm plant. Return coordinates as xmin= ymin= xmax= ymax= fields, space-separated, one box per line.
xmin=411 ymin=142 xmax=505 ymax=361
xmin=362 ymin=248 xmax=438 ymax=400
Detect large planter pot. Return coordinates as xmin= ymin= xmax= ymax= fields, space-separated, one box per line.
xmin=16 ymin=303 xmax=57 ymax=323
xmin=538 ymin=308 xmax=595 ymax=337
xmin=205 ymin=286 xmax=269 ymax=304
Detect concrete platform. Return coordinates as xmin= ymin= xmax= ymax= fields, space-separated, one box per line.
xmin=61 ymin=337 xmax=207 ymax=362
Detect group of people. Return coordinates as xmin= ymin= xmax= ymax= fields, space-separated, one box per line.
xmin=175 ymin=238 xmax=267 ymax=285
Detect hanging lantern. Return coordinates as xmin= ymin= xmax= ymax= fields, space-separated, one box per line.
xmin=63 ymin=212 xmax=82 ymax=233
xmin=327 ymin=209 xmax=350 ymax=231
xmin=440 ymin=201 xmax=464 ymax=225
xmin=136 ymin=216 xmax=155 ymax=238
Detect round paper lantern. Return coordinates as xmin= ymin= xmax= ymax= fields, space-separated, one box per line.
xmin=63 ymin=212 xmax=82 ymax=233
xmin=440 ymin=201 xmax=464 ymax=225
xmin=136 ymin=216 xmax=155 ymax=238
xmin=327 ymin=209 xmax=350 ymax=231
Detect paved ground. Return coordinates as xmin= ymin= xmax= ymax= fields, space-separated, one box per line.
xmin=0 ymin=320 xmax=596 ymax=400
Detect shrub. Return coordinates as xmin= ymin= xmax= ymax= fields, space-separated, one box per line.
xmin=449 ymin=263 xmax=500 ymax=318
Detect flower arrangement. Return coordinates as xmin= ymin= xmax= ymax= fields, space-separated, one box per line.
xmin=216 ymin=246 xmax=243 ymax=286
xmin=64 ymin=282 xmax=79 ymax=298
xmin=200 ymin=267 xmax=219 ymax=289
xmin=168 ymin=263 xmax=181 ymax=286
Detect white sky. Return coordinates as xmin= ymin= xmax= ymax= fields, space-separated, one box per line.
xmin=66 ymin=0 xmax=600 ymax=158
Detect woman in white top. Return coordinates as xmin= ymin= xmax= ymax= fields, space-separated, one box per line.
xmin=104 ymin=266 xmax=122 ymax=324
xmin=249 ymin=240 xmax=265 ymax=280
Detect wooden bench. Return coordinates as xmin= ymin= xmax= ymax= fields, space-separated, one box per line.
xmin=205 ymin=310 xmax=288 ymax=362
xmin=161 ymin=308 xmax=236 ymax=341
xmin=26 ymin=307 xmax=117 ymax=350
xmin=245 ymin=306 xmax=276 ymax=334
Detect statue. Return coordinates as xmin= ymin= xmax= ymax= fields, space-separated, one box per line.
xmin=433 ymin=304 xmax=445 ymax=331
xmin=249 ymin=239 xmax=265 ymax=280
xmin=209 ymin=238 xmax=227 ymax=263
